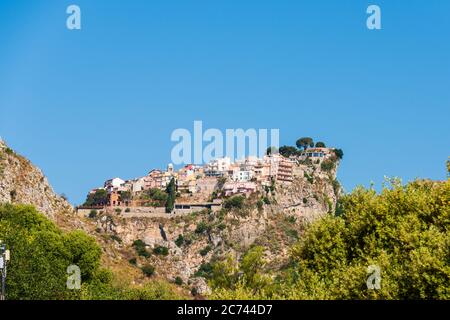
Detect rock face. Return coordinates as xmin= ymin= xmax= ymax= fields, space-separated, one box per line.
xmin=273 ymin=159 xmax=340 ymax=223
xmin=0 ymin=138 xmax=73 ymax=219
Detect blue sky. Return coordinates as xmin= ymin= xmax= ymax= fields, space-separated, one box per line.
xmin=0 ymin=1 xmax=449 ymax=204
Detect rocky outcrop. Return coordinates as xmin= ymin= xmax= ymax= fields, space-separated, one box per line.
xmin=272 ymin=159 xmax=340 ymax=223
xmin=0 ymin=138 xmax=74 ymax=219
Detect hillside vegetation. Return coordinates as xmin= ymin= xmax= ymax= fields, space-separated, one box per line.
xmin=0 ymin=204 xmax=182 ymax=300
xmin=209 ymin=173 xmax=450 ymax=299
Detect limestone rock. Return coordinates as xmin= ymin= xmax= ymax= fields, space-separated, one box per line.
xmin=0 ymin=139 xmax=74 ymax=219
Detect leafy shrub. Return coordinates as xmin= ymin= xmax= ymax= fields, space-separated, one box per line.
xmin=145 ymin=188 xmax=169 ymax=207
xmin=199 ymin=245 xmax=212 ymax=256
xmin=195 ymin=263 xmax=214 ymax=278
xmin=141 ymin=264 xmax=155 ymax=277
xmin=224 ymin=196 xmax=245 ymax=209
xmin=286 ymin=216 xmax=297 ymax=224
xmin=285 ymin=228 xmax=299 ymax=239
xmin=133 ymin=239 xmax=150 ymax=258
xmin=125 ymin=208 xmax=131 ymax=213
xmin=174 ymin=277 xmax=183 ymax=286
xmin=217 ymin=223 xmax=226 ymax=231
xmin=195 ymin=221 xmax=209 ymax=234
xmin=320 ymin=160 xmax=335 ymax=172
xmin=153 ymin=246 xmax=169 ymax=256
xmin=88 ymin=209 xmax=98 ymax=218
xmin=175 ymin=234 xmax=185 ymax=247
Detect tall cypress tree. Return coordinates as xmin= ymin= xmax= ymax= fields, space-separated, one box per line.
xmin=165 ymin=178 xmax=176 ymax=213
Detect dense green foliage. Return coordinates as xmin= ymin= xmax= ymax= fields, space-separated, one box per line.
xmin=141 ymin=264 xmax=156 ymax=277
xmin=83 ymin=189 xmax=108 ymax=206
xmin=145 ymin=188 xmax=168 ymax=207
xmin=278 ymin=146 xmax=300 ymax=157
xmin=0 ymin=204 xmax=181 ymax=300
xmin=296 ymin=137 xmax=314 ymax=150
xmin=333 ymin=148 xmax=344 ymax=160
xmin=153 ymin=246 xmax=169 ymax=256
xmin=165 ymin=178 xmax=176 ymax=213
xmin=0 ymin=204 xmax=101 ymax=299
xmin=133 ymin=239 xmax=151 ymax=257
xmin=315 ymin=142 xmax=326 ymax=148
xmin=224 ymin=196 xmax=245 ymax=210
xmin=210 ymin=176 xmax=450 ymax=299
xmin=320 ymin=159 xmax=336 ymax=172
xmin=175 ymin=234 xmax=185 ymax=247
xmin=119 ymin=191 xmax=132 ymax=202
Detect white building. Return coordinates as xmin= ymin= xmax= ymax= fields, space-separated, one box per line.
xmin=131 ymin=177 xmax=146 ymax=193
xmin=205 ymin=157 xmax=231 ymax=176
xmin=232 ymin=170 xmax=253 ymax=182
xmin=104 ymin=177 xmax=125 ymax=193
xmin=223 ymin=181 xmax=257 ymax=196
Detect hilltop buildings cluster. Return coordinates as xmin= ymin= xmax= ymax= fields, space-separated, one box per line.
xmin=86 ymin=148 xmax=336 ymax=208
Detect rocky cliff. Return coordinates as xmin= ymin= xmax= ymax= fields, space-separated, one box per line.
xmin=0 ymin=138 xmax=73 ymax=220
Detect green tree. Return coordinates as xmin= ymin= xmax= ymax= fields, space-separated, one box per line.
xmin=224 ymin=195 xmax=245 ymax=210
xmin=315 ymin=141 xmax=326 ymax=148
xmin=141 ymin=264 xmax=156 ymax=277
xmin=0 ymin=204 xmax=101 ymax=299
xmin=119 ymin=191 xmax=132 ymax=202
xmin=278 ymin=146 xmax=299 ymax=157
xmin=209 ymin=170 xmax=450 ymax=300
xmin=84 ymin=189 xmax=108 ymax=206
xmin=165 ymin=178 xmax=176 ymax=213
xmin=333 ymin=148 xmax=344 ymax=160
xmin=287 ymin=177 xmax=450 ymax=299
xmin=296 ymin=137 xmax=314 ymax=150
xmin=240 ymin=246 xmax=271 ymax=290
xmin=146 ymin=188 xmax=168 ymax=207
xmin=0 ymin=204 xmax=183 ymax=300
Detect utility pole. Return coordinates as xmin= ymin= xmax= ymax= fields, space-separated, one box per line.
xmin=0 ymin=240 xmax=10 ymax=300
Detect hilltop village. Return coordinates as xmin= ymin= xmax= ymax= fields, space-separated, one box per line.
xmin=80 ymin=143 xmax=343 ymax=216
xmin=0 ymin=136 xmax=344 ymax=295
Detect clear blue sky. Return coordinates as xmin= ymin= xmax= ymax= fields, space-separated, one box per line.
xmin=1 ymin=1 xmax=449 ymax=205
